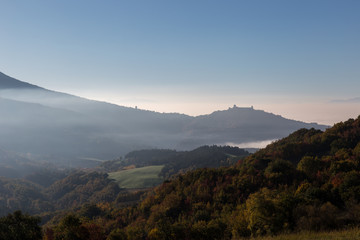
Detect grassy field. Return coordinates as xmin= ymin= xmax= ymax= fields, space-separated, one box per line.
xmin=249 ymin=228 xmax=360 ymax=240
xmin=107 ymin=165 xmax=164 ymax=189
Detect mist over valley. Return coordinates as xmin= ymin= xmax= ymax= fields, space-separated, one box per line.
xmin=0 ymin=72 xmax=328 ymax=168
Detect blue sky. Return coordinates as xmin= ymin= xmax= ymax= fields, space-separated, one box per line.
xmin=1 ymin=1 xmax=359 ymax=124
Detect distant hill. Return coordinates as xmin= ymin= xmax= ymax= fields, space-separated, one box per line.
xmin=183 ymin=106 xmax=326 ymax=148
xmin=0 ymin=147 xmax=33 ymax=178
xmin=0 ymin=72 xmax=328 ymax=166
xmin=0 ymin=146 xmax=61 ymax=179
xmin=0 ymin=72 xmax=41 ymax=89
xmin=101 ymin=145 xmax=250 ymax=182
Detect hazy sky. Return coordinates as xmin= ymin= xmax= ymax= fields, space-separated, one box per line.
xmin=1 ymin=1 xmax=359 ymax=125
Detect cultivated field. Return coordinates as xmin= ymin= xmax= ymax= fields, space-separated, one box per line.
xmin=108 ymin=165 xmax=165 ymax=188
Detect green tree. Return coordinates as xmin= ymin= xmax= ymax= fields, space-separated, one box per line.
xmin=53 ymin=214 xmax=89 ymax=240
xmin=106 ymin=228 xmax=127 ymax=240
xmin=264 ymin=159 xmax=296 ymax=186
xmin=245 ymin=188 xmax=292 ymax=236
xmin=297 ymin=156 xmax=322 ymax=179
xmin=0 ymin=210 xmax=42 ymax=240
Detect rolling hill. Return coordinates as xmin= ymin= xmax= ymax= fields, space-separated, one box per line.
xmin=0 ymin=72 xmax=328 ymax=166
xmin=79 ymin=115 xmax=359 ymax=239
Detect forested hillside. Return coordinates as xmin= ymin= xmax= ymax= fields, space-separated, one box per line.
xmin=0 ymin=171 xmax=123 ymax=218
xmin=0 ymin=145 xmax=248 ymax=219
xmin=41 ymin=115 xmax=360 ymax=239
xmin=1 ymin=116 xmax=359 ymax=239
xmin=101 ymin=145 xmax=249 ymax=179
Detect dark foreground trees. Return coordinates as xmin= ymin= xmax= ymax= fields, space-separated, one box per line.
xmin=0 ymin=210 xmax=42 ymax=240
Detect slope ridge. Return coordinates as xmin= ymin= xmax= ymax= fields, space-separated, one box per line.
xmin=0 ymin=72 xmax=42 ymax=89
xmin=0 ymin=71 xmax=329 ymax=164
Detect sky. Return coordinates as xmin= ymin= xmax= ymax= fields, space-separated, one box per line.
xmin=0 ymin=0 xmax=359 ymax=125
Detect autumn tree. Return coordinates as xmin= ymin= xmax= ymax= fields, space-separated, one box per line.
xmin=0 ymin=210 xmax=42 ymax=240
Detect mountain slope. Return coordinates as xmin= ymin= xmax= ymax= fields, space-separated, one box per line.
xmin=181 ymin=106 xmax=325 ymax=148
xmin=0 ymin=72 xmax=41 ymax=89
xmin=0 ymin=72 xmax=328 ymax=165
xmin=80 ymin=115 xmax=359 ymax=239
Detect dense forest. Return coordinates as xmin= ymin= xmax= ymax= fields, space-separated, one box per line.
xmin=101 ymin=145 xmax=249 ymax=178
xmin=0 ymin=145 xmax=249 ymax=219
xmin=2 ymin=115 xmax=360 ymax=239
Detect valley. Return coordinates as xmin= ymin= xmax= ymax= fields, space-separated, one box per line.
xmin=0 ymin=114 xmax=355 ymax=239
xmin=1 ymin=72 xmax=359 ymax=239
xmin=1 ymin=1 xmax=358 ymax=239
xmin=0 ymin=72 xmax=328 ymax=168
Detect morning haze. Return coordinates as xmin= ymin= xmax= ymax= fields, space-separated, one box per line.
xmin=0 ymin=1 xmax=359 ymax=126
xmin=0 ymin=1 xmax=360 ymax=239
xmin=0 ymin=72 xmax=327 ymax=166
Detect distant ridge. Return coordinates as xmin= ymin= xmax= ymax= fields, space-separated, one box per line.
xmin=331 ymin=97 xmax=360 ymax=103
xmin=0 ymin=72 xmax=42 ymax=89
xmin=0 ymin=71 xmax=330 ymax=166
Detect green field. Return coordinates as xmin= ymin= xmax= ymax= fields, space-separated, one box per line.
xmin=107 ymin=165 xmax=165 ymax=189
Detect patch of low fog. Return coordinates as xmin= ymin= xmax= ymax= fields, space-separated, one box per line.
xmin=225 ymin=139 xmax=278 ymax=149
xmin=0 ymin=89 xmax=78 ymax=108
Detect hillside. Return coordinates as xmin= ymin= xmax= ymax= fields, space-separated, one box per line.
xmin=0 ymin=72 xmax=41 ymax=89
xmin=0 ymin=170 xmax=121 ymax=217
xmin=0 ymin=72 xmax=328 ymax=166
xmin=101 ymin=145 xmax=250 ymax=179
xmin=40 ymin=115 xmax=360 ymax=239
xmin=108 ymin=165 xmax=165 ymax=189
xmin=0 ymin=116 xmax=358 ymax=239
xmin=0 ymin=145 xmax=249 ymax=217
xmin=187 ymin=106 xmax=321 ymax=145
xmin=109 ymin=115 xmax=359 ymax=239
